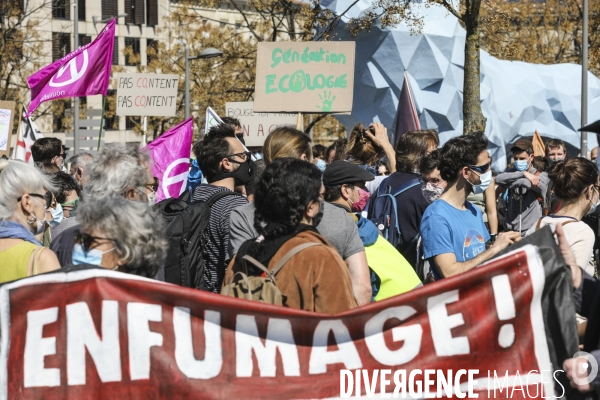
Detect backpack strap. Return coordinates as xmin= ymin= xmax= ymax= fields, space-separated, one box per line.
xmin=270 ymin=242 xmax=323 ymax=276
xmin=205 ymin=190 xmax=244 ymax=207
xmin=535 ymin=217 xmax=544 ymax=231
xmin=392 ymin=178 xmax=421 ymax=197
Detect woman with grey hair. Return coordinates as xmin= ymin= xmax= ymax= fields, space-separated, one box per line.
xmin=72 ymin=197 xmax=167 ymax=277
xmin=0 ymin=160 xmax=61 ymax=282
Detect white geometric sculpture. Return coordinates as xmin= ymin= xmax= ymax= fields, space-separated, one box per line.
xmin=322 ymin=3 xmax=600 ymax=170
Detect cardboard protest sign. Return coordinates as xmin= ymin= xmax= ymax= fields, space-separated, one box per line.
xmin=226 ymin=101 xmax=297 ymax=147
xmin=0 ymin=244 xmax=568 ymax=399
xmin=254 ymin=42 xmax=355 ymax=113
xmin=0 ymin=101 xmax=15 ymax=157
xmin=116 ymin=73 xmax=178 ymax=116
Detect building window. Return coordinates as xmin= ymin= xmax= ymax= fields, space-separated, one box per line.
xmin=147 ymin=0 xmax=158 ymax=26
xmin=52 ymin=0 xmax=69 ymax=19
xmin=112 ymin=37 xmax=119 ymax=65
xmin=126 ymin=116 xmax=140 ymax=130
xmin=125 ymin=0 xmax=145 ymax=24
xmin=78 ymin=35 xmax=92 ymax=47
xmin=78 ymin=0 xmax=86 ymax=20
xmin=124 ymin=37 xmax=140 ymax=66
xmin=101 ymin=0 xmax=118 ymax=20
xmin=52 ymin=32 xmax=71 ymax=61
xmin=147 ymin=39 xmax=158 ymax=65
xmin=104 ymin=90 xmax=118 ymax=130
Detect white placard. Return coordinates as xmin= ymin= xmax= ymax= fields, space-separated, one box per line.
xmin=225 ymin=102 xmax=297 ymax=147
xmin=116 ymin=73 xmax=179 ymax=116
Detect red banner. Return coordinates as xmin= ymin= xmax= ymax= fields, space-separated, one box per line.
xmin=0 ymin=245 xmax=559 ymax=399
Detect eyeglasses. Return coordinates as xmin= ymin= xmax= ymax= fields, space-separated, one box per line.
xmin=17 ymin=193 xmax=50 ymax=208
xmin=468 ymin=161 xmax=491 ymax=174
xmin=74 ymin=230 xmax=117 ymax=252
xmin=144 ymin=179 xmax=158 ymax=193
xmin=226 ymin=151 xmax=251 ymax=162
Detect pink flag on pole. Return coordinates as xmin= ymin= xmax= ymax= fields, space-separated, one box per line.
xmin=26 ymin=19 xmax=116 ymax=117
xmin=143 ymin=117 xmax=194 ymax=202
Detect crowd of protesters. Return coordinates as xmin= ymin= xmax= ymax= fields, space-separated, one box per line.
xmin=2 ymin=122 xmax=600 ymax=394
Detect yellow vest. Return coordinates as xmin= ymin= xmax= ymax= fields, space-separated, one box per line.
xmin=0 ymin=241 xmax=37 ymax=283
xmin=365 ymin=235 xmax=422 ymax=301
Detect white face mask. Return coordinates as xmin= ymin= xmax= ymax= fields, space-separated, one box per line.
xmin=147 ymin=191 xmax=156 ymax=205
xmin=29 ymin=199 xmax=47 ymax=235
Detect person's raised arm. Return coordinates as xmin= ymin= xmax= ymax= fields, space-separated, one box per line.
xmin=433 ymin=231 xmax=521 ymax=277
xmin=365 ymin=123 xmax=396 ymax=173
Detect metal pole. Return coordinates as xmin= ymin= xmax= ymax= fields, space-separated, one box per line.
xmin=73 ymin=0 xmax=79 ymax=154
xmin=185 ymin=47 xmax=190 ymax=120
xmin=581 ymin=0 xmax=589 ymax=157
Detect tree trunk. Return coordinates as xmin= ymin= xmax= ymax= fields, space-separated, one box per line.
xmin=462 ymin=6 xmax=487 ymax=135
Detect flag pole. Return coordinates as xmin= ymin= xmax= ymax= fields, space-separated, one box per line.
xmin=13 ymin=105 xmax=24 ymax=159
xmin=97 ymin=96 xmax=105 ymax=151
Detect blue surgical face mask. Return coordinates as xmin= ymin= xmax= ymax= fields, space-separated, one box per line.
xmin=316 ymin=159 xmax=327 ymax=172
xmin=48 ymin=203 xmax=64 ymax=228
xmin=514 ymin=160 xmax=529 ymax=172
xmin=72 ymin=243 xmax=115 ymax=266
xmin=469 ymin=170 xmax=493 ymax=195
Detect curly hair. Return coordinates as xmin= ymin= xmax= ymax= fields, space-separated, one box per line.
xmin=77 ymin=197 xmax=167 ymax=278
xmin=263 ymin=126 xmax=312 ymax=164
xmin=395 ymin=130 xmax=439 ymax=172
xmin=346 ymin=123 xmax=384 ymax=165
xmin=83 ymin=143 xmax=149 ymax=200
xmin=439 ymin=131 xmax=488 ymax=182
xmin=253 ymin=158 xmax=322 ymax=241
xmin=548 ymin=157 xmax=598 ymax=201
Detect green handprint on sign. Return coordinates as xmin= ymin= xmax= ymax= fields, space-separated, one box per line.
xmin=316 ymin=91 xmax=336 ymax=112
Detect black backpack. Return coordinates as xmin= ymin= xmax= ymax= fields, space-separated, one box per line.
xmin=154 ymin=190 xmax=240 ymax=290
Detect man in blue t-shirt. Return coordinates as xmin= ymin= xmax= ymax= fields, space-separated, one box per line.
xmin=420 ymin=132 xmax=521 ymax=279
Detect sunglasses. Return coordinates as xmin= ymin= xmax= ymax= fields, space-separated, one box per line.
xmin=468 ymin=161 xmax=491 ymax=174
xmin=74 ymin=230 xmax=117 ymax=252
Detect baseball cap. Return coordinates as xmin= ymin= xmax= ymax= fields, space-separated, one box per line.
xmin=511 ymin=138 xmax=533 ymax=152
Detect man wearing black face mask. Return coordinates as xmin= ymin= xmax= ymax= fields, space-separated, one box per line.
xmin=192 ymin=123 xmax=254 ymax=292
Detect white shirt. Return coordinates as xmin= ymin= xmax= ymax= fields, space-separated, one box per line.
xmin=525 ymin=215 xmax=595 ymax=275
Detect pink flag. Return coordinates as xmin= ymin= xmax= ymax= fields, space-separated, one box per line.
xmin=143 ymin=117 xmax=194 ymax=202
xmin=26 ymin=19 xmax=116 ymax=117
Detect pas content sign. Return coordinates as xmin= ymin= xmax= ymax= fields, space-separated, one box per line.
xmin=226 ymin=101 xmax=297 ymax=147
xmin=116 ymin=73 xmax=178 ymax=117
xmin=254 ymin=42 xmax=355 ymax=113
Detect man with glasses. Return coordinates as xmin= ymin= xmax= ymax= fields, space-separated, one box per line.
xmin=31 ymin=137 xmax=65 ymax=171
xmin=496 ymin=138 xmax=550 ymax=234
xmin=420 ymin=132 xmax=521 ymax=280
xmin=192 ymin=123 xmax=254 ymax=292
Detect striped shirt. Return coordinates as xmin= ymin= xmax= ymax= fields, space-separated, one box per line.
xmin=192 ymin=184 xmax=247 ymax=292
